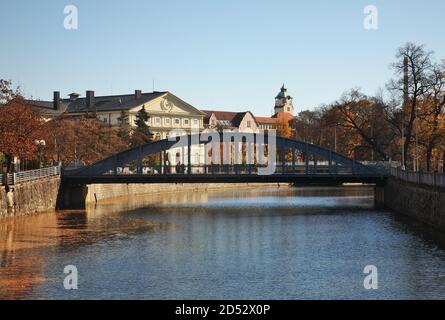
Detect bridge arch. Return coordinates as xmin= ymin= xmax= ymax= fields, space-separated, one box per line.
xmin=64 ymin=132 xmax=379 ymax=177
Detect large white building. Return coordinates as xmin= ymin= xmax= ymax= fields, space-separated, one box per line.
xmin=29 ymin=90 xmax=207 ymax=167
xmin=29 ymin=90 xmax=206 ymax=139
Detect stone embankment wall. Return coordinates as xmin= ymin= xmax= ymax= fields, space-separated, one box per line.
xmin=85 ymin=183 xmax=283 ymax=204
xmin=0 ymin=177 xmax=60 ymax=218
xmin=384 ymin=177 xmax=445 ymax=231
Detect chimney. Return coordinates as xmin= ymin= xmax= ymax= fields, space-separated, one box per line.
xmin=86 ymin=90 xmax=96 ymax=115
xmin=135 ymin=90 xmax=142 ymax=100
xmin=69 ymin=92 xmax=80 ymax=101
xmin=53 ymin=91 xmax=61 ymax=110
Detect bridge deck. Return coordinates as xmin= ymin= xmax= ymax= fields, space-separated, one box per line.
xmin=62 ymin=173 xmax=387 ymax=185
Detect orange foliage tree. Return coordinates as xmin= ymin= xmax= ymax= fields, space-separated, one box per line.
xmin=43 ymin=117 xmax=129 ymax=166
xmin=0 ymin=79 xmax=20 ymax=104
xmin=277 ymin=119 xmax=292 ymax=138
xmin=0 ymin=97 xmax=45 ymax=172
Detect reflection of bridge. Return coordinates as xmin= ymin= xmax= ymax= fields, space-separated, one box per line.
xmin=62 ymin=133 xmax=388 ymax=186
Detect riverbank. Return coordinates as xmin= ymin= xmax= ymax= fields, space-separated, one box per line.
xmin=0 ymin=177 xmax=60 ymax=218
xmin=1 ymin=178 xmax=286 ymax=216
xmin=84 ymin=182 xmax=286 ymax=204
xmin=384 ymin=176 xmax=445 ymax=231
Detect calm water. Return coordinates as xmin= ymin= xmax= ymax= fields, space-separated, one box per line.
xmin=1 ymin=186 xmax=445 ymax=300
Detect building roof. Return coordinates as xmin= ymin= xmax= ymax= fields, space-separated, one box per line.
xmin=256 ymin=116 xmax=280 ymax=124
xmin=28 ymin=90 xmax=207 ymax=119
xmin=25 ymin=99 xmax=70 ymax=117
xmin=27 ymin=91 xmax=173 ymax=115
xmin=201 ymin=110 xmax=256 ymax=128
xmin=273 ymin=111 xmax=295 ymax=122
xmin=256 ymin=112 xmax=296 ymax=125
xmin=275 ymin=84 xmax=292 ymax=100
xmin=65 ymin=91 xmax=167 ymax=113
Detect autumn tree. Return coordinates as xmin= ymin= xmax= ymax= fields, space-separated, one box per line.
xmin=330 ymin=89 xmax=396 ymax=161
xmin=277 ymin=119 xmax=292 ymax=138
xmin=294 ymin=43 xmax=445 ymax=169
xmin=388 ymin=43 xmax=434 ymax=168
xmin=117 ymin=109 xmax=131 ymax=142
xmin=43 ymin=118 xmax=128 ymax=166
xmin=296 ymin=110 xmax=324 ymax=144
xmin=0 ymin=79 xmax=20 ymax=105
xmin=0 ymin=97 xmax=45 ymax=172
xmin=415 ymin=62 xmax=445 ymax=171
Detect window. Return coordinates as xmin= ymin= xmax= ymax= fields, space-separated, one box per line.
xmin=175 ymin=118 xmax=180 ymax=125
xmin=155 ymin=117 xmax=161 ymax=125
xmin=193 ymin=119 xmax=198 ymax=125
xmin=247 ymin=121 xmax=251 ymax=128
xmin=165 ymin=118 xmax=171 ymax=125
xmin=184 ymin=119 xmax=189 ymax=125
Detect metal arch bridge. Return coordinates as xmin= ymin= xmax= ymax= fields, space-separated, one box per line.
xmin=62 ymin=132 xmax=388 ymax=185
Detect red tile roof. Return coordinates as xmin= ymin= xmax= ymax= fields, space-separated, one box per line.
xmin=256 ymin=112 xmax=295 ymax=124
xmin=274 ymin=112 xmax=295 ymax=122
xmin=256 ymin=117 xmax=279 ymax=124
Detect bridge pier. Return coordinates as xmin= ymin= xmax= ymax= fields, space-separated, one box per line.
xmin=374 ymin=185 xmax=385 ymax=209
xmin=57 ymin=183 xmax=87 ymax=210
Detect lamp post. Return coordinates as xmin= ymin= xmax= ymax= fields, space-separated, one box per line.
xmin=401 ymin=122 xmax=405 ymax=170
xmin=414 ymin=105 xmax=419 ymax=172
xmin=34 ymin=140 xmax=46 ymax=169
xmin=334 ymin=122 xmax=340 ymax=153
xmin=368 ymin=124 xmax=374 ymax=161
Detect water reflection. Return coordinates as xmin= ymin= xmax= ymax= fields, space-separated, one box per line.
xmin=1 ymin=185 xmax=445 ymax=300
xmin=0 ymin=206 xmax=168 ymax=299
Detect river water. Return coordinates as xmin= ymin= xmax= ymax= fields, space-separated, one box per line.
xmin=1 ymin=185 xmax=445 ymax=300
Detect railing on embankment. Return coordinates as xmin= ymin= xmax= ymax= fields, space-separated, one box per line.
xmin=0 ymin=166 xmax=61 ymax=186
xmin=390 ymin=167 xmax=445 ymax=188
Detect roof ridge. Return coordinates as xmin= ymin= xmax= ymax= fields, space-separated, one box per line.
xmin=69 ymin=91 xmax=168 ymax=100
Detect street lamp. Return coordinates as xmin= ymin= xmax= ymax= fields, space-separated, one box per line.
xmin=368 ymin=124 xmax=374 ymax=161
xmin=34 ymin=140 xmax=46 ymax=168
xmin=334 ymin=122 xmax=341 ymax=153
xmin=414 ymin=105 xmax=417 ymax=172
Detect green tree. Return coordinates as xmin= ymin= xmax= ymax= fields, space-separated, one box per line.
xmin=117 ymin=109 xmax=129 ymax=125
xmin=131 ymin=106 xmax=153 ymax=147
xmin=117 ymin=109 xmax=131 ymax=142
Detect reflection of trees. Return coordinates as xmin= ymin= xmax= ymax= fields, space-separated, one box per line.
xmin=0 ymin=213 xmax=58 ymax=299
xmin=0 ymin=205 xmax=167 ymax=299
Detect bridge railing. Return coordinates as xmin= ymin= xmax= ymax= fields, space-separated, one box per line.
xmin=99 ymin=162 xmax=384 ymax=177
xmin=0 ymin=173 xmax=14 ymax=186
xmin=390 ymin=167 xmax=445 ymax=187
xmin=1 ymin=166 xmax=61 ymax=186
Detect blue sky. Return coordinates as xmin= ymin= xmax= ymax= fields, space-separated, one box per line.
xmin=1 ymin=0 xmax=444 ymax=115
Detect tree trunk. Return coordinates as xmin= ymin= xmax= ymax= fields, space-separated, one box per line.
xmin=426 ymin=147 xmax=432 ymax=172
xmin=5 ymin=154 xmax=13 ymax=173
xmin=443 ymin=150 xmax=445 ymax=173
